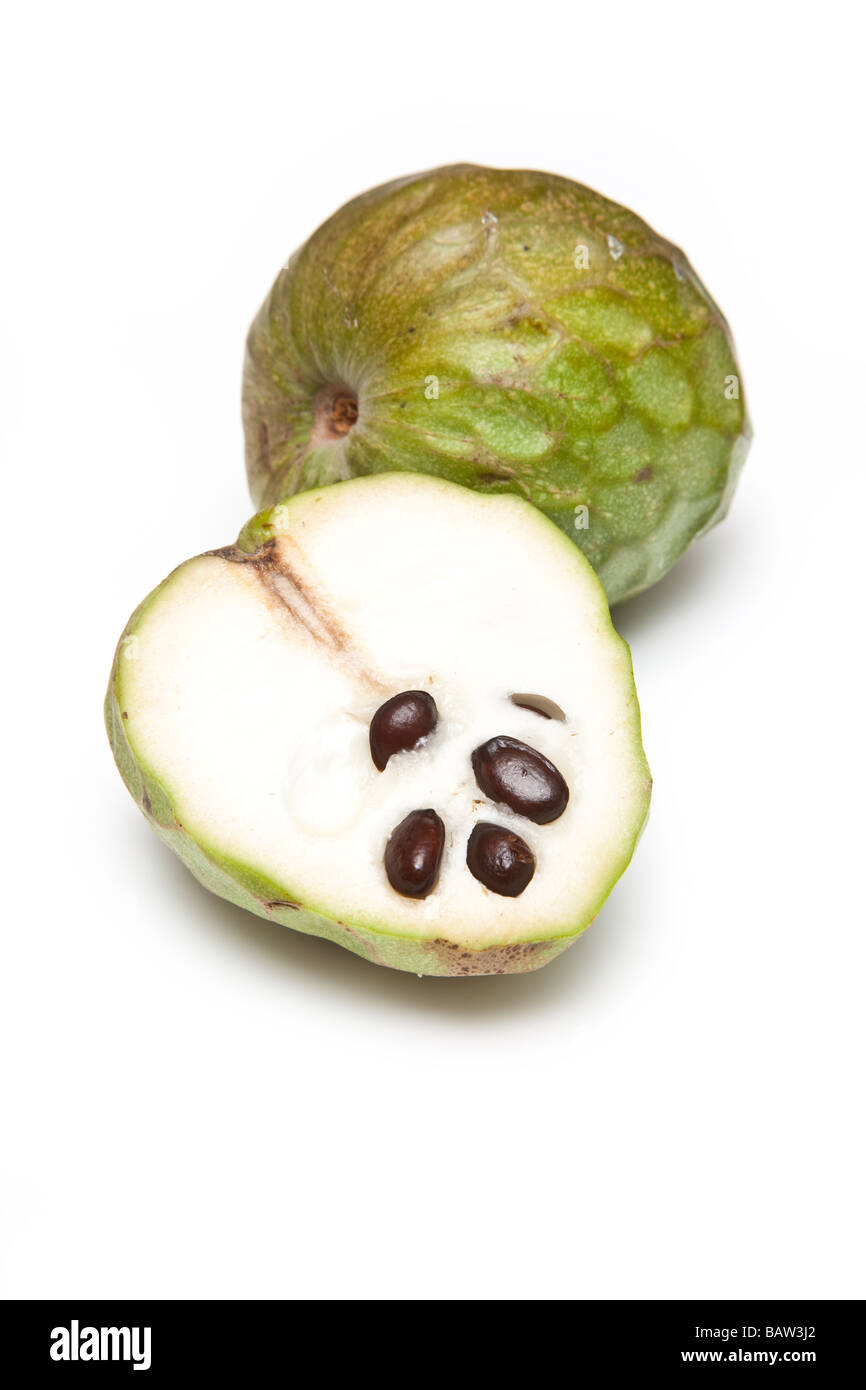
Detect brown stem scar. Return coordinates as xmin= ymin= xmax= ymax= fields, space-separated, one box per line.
xmin=313 ymin=384 xmax=359 ymax=442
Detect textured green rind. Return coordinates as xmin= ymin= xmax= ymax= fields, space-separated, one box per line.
xmin=105 ymin=481 xmax=650 ymax=977
xmin=243 ymin=164 xmax=750 ymax=603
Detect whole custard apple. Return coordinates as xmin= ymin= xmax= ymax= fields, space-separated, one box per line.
xmin=242 ymin=164 xmax=750 ymax=603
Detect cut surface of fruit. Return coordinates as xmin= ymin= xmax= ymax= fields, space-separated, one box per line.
xmin=242 ymin=163 xmax=750 ymax=603
xmin=107 ymin=474 xmax=651 ymax=975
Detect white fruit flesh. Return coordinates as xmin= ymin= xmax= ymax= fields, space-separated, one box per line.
xmin=117 ymin=474 xmax=649 ymax=949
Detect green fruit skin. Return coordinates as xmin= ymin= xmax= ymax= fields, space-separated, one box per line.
xmin=242 ymin=164 xmax=750 ymax=604
xmin=105 ymin=494 xmax=651 ymax=978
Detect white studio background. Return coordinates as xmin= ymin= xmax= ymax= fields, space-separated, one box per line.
xmin=1 ymin=1 xmax=863 ymax=1299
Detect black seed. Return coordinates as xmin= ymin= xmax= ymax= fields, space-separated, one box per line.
xmin=370 ymin=690 xmax=438 ymax=770
xmin=385 ymin=809 xmax=445 ymax=898
xmin=471 ymin=735 xmax=569 ymax=824
xmin=467 ymin=823 xmax=535 ymax=897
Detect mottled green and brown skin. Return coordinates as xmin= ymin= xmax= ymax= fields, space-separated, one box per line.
xmin=243 ymin=164 xmax=750 ymax=603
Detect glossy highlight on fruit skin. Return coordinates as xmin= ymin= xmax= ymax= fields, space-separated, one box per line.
xmin=243 ymin=163 xmax=750 ymax=603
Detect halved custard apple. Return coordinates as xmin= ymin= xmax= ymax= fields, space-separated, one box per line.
xmin=106 ymin=473 xmax=651 ymax=975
